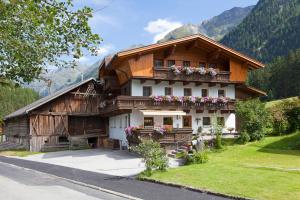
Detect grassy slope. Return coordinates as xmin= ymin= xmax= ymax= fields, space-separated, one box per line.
xmin=147 ymin=133 xmax=300 ymax=200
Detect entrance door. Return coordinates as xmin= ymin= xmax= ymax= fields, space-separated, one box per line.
xmin=182 ymin=116 xmax=192 ymax=128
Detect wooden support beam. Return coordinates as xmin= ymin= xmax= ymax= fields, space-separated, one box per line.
xmin=208 ymin=83 xmax=216 ymax=87
xmin=134 ymin=53 xmax=142 ymax=61
xmin=220 ymin=83 xmax=228 ymax=88
xmin=195 ymin=82 xmax=203 ymax=86
xmin=140 ymin=79 xmax=146 ymax=84
xmin=155 ymin=80 xmax=162 ymax=85
xmin=169 ymin=80 xmax=175 ymax=85
xmin=183 ymin=81 xmax=189 ymax=86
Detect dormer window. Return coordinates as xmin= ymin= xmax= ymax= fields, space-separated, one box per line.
xmin=183 ymin=61 xmax=190 ymax=67
xmin=154 ymin=59 xmax=164 ymax=68
xmin=167 ymin=60 xmax=175 ymax=67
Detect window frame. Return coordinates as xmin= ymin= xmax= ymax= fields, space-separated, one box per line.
xmin=163 ymin=117 xmax=173 ymax=126
xmin=203 ymin=117 xmax=211 ymax=126
xmin=184 ymin=88 xmax=192 ymax=96
xmin=167 ymin=60 xmax=175 ymax=67
xmin=183 ymin=60 xmax=191 ymax=67
xmin=154 ymin=59 xmax=164 ymax=68
xmin=143 ymin=86 xmax=152 ymax=96
xmin=218 ymin=89 xmax=226 ymax=97
xmin=144 ymin=117 xmax=154 ymax=128
xmin=164 ymin=87 xmax=173 ymax=96
xmin=201 ymin=89 xmax=208 ymax=97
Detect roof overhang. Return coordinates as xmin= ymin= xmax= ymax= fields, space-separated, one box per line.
xmin=102 ymin=34 xmax=264 ymax=70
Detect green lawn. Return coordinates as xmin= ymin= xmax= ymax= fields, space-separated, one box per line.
xmin=146 ymin=133 xmax=300 ymax=200
xmin=0 ymin=150 xmax=41 ymax=157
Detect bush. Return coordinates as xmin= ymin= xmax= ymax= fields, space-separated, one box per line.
xmin=236 ymin=99 xmax=270 ymax=141
xmin=285 ymin=106 xmax=300 ymax=133
xmin=215 ymin=132 xmax=223 ymax=149
xmin=237 ymin=131 xmax=250 ymax=144
xmin=133 ymin=140 xmax=168 ymax=176
xmin=185 ymin=151 xmax=208 ymax=165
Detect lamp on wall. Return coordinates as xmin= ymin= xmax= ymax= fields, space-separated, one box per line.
xmin=195 ymin=118 xmax=201 ymax=125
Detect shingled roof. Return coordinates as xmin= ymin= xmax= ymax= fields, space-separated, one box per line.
xmin=4 ymin=78 xmax=96 ymax=120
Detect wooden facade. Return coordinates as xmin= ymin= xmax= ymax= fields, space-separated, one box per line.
xmin=4 ymin=79 xmax=109 ymax=152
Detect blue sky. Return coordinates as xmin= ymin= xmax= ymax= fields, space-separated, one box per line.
xmin=74 ymin=0 xmax=259 ymax=66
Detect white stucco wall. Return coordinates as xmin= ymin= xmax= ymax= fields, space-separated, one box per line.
xmin=131 ymin=79 xmax=235 ymax=99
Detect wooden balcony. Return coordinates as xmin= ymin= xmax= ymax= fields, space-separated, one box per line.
xmin=153 ymin=67 xmax=230 ymax=82
xmin=99 ymin=96 xmax=235 ymax=115
xmin=127 ymin=128 xmax=193 ymax=147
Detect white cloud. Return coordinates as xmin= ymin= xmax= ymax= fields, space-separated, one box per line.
xmin=144 ymin=19 xmax=182 ymax=42
xmin=95 ymin=44 xmax=115 ymax=55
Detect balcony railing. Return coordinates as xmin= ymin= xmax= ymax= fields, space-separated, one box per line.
xmin=127 ymin=128 xmax=193 ymax=146
xmin=153 ymin=67 xmax=230 ymax=82
xmin=99 ymin=96 xmax=235 ymax=115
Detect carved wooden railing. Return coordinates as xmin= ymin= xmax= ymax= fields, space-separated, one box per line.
xmin=153 ymin=67 xmax=230 ymax=82
xmin=99 ymin=96 xmax=235 ymax=115
xmin=127 ymin=128 xmax=193 ymax=146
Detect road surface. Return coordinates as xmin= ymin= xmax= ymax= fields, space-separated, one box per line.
xmin=0 ymin=162 xmax=130 ymax=200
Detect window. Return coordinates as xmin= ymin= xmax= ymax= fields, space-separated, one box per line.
xmin=183 ymin=116 xmax=192 ymax=128
xmin=184 ymin=88 xmax=192 ymax=96
xmin=165 ymin=87 xmax=173 ymax=96
xmin=154 ymin=59 xmax=164 ymax=67
xmin=183 ymin=60 xmax=191 ymax=67
xmin=199 ymin=62 xmax=206 ymax=68
xmin=209 ymin=63 xmax=217 ymax=68
xmin=144 ymin=117 xmax=154 ymax=128
xmin=143 ymin=86 xmax=152 ymax=96
xmin=58 ymin=136 xmax=69 ymax=143
xmin=163 ymin=117 xmax=173 ymax=126
xmin=167 ymin=60 xmax=175 ymax=67
xmin=201 ymin=89 xmax=208 ymax=97
xmin=218 ymin=89 xmax=225 ymax=97
xmin=217 ymin=117 xmax=225 ymax=127
xmin=203 ymin=117 xmax=211 ymax=126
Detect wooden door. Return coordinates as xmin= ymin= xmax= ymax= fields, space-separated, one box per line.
xmin=182 ymin=116 xmax=192 ymax=128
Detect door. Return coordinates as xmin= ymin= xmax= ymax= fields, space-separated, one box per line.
xmin=182 ymin=116 xmax=192 ymax=128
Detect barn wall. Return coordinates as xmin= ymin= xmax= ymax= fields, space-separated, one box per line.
xmin=4 ymin=116 xmax=30 ymax=149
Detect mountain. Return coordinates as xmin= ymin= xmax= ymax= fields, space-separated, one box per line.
xmin=220 ymin=0 xmax=300 ymax=100
xmin=221 ymin=0 xmax=300 ymax=63
xmin=158 ymin=6 xmax=254 ymax=42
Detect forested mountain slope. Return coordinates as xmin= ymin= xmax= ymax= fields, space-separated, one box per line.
xmin=221 ymin=0 xmax=300 ymax=63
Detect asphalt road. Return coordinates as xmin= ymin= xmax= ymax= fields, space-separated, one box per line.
xmin=0 ymin=162 xmax=129 ymax=200
xmin=0 ymin=156 xmax=229 ymax=200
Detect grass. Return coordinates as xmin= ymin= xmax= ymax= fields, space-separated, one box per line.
xmin=0 ymin=149 xmax=41 ymax=157
xmin=144 ymin=132 xmax=300 ymax=200
xmin=265 ymin=96 xmax=299 ymax=108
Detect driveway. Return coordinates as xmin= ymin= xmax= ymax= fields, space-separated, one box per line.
xmin=19 ymin=149 xmax=145 ymax=177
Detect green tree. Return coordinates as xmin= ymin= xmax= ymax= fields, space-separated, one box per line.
xmin=0 ymin=82 xmax=39 ymax=124
xmin=236 ymin=99 xmax=270 ymax=141
xmin=0 ymin=0 xmax=101 ymax=83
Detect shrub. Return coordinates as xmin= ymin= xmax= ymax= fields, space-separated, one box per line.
xmin=133 ymin=140 xmax=168 ymax=176
xmin=185 ymin=151 xmax=208 ymax=165
xmin=237 ymin=131 xmax=250 ymax=144
xmin=236 ymin=99 xmax=270 ymax=141
xmin=215 ymin=132 xmax=223 ymax=149
xmin=285 ymin=106 xmax=300 ymax=133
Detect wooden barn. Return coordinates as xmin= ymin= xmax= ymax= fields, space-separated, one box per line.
xmin=3 ymin=78 xmax=108 ymax=152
